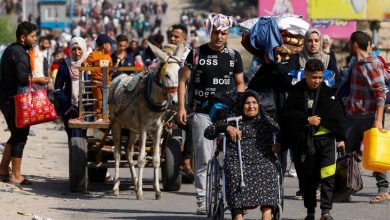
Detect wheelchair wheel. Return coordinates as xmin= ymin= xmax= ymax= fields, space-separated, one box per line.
xmin=272 ymin=203 xmax=283 ymax=220
xmin=215 ymin=197 xmax=225 ymax=220
xmin=206 ymin=158 xmax=216 ymax=218
xmin=206 ymin=156 xmax=223 ymax=219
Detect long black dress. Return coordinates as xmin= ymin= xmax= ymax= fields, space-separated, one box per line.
xmin=204 ymin=112 xmax=280 ymax=210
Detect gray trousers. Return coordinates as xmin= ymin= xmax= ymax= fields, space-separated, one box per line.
xmin=188 ymin=113 xmax=215 ymax=205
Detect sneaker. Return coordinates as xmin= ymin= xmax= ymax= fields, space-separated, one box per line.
xmin=295 ymin=190 xmax=304 ymax=200
xmin=320 ymin=213 xmax=334 ymax=220
xmin=196 ymin=203 xmax=206 ymax=215
xmin=288 ymin=168 xmax=297 ymax=177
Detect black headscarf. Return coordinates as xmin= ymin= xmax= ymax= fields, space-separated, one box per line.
xmin=240 ymin=89 xmax=262 ymax=119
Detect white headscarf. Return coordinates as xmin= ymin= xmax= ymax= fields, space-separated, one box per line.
xmin=70 ymin=37 xmax=87 ymax=64
xmin=298 ymin=28 xmax=330 ymax=69
xmin=65 ymin=36 xmax=88 ymax=106
xmin=322 ymin=34 xmax=332 ymax=54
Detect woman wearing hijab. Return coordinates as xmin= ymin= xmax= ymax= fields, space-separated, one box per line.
xmin=204 ymin=90 xmax=280 ymax=220
xmin=54 ymin=37 xmax=89 ymax=192
xmin=278 ymin=28 xmax=340 ymax=89
xmin=54 ymin=37 xmax=88 ymax=138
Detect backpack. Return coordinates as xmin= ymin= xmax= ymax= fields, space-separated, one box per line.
xmin=201 ymin=91 xmax=241 ymax=122
xmin=371 ymin=56 xmax=390 ymax=105
xmin=344 ymin=56 xmax=390 ymax=105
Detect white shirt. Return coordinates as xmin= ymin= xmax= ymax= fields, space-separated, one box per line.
xmin=32 ymin=46 xmax=48 ymax=78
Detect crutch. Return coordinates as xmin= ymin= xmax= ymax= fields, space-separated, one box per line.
xmin=272 ymin=132 xmax=282 ymax=204
xmin=227 ymin=116 xmax=245 ymax=188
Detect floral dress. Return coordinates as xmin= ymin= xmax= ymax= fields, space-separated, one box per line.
xmin=205 ymin=113 xmax=280 ymax=210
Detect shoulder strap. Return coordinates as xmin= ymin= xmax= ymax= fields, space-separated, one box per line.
xmin=192 ymin=47 xmax=200 ymax=72
xmin=186 ymin=47 xmax=200 ymax=111
xmin=227 ymin=47 xmax=235 ymax=69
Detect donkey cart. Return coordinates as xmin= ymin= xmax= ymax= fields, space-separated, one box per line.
xmin=67 ymin=65 xmax=183 ymax=194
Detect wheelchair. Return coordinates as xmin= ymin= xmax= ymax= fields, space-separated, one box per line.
xmin=206 ymin=133 xmax=283 ymax=220
xmin=206 ymin=134 xmax=227 ymax=220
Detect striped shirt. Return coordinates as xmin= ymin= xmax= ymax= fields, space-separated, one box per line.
xmin=346 ymin=56 xmax=386 ymax=116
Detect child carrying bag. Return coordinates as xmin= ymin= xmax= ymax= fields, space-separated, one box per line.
xmin=14 ymin=76 xmax=58 ymax=128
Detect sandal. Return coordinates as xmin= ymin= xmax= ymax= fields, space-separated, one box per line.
xmin=181 ymin=170 xmax=195 ymax=184
xmin=369 ymin=192 xmax=390 ymax=204
xmin=320 ymin=213 xmax=334 ymax=220
xmin=10 ymin=178 xmax=33 ymax=189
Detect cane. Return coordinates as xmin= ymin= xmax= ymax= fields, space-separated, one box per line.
xmin=227 ymin=116 xmax=245 ymax=188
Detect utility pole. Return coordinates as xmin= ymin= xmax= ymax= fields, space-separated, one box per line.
xmin=70 ymin=0 xmax=74 ymax=32
xmin=22 ymin=0 xmax=26 ymax=21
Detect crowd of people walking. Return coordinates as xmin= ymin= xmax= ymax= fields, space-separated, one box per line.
xmin=0 ymin=2 xmax=389 ymax=219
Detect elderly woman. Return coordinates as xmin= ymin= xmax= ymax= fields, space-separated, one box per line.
xmin=204 ymin=90 xmax=280 ymax=220
xmin=54 ymin=37 xmax=89 ymax=192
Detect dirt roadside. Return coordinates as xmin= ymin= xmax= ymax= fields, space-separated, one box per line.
xmin=0 ymin=115 xmax=74 ymax=219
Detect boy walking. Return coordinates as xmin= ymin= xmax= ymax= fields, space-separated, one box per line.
xmin=282 ymin=59 xmax=346 ymax=220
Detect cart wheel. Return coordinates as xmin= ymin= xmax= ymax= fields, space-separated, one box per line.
xmin=272 ymin=203 xmax=283 ymax=220
xmin=69 ymin=129 xmax=88 ymax=192
xmin=87 ymin=151 xmax=108 ymax=183
xmin=161 ymin=137 xmax=182 ymax=191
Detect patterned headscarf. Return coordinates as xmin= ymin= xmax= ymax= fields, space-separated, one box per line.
xmin=205 ymin=13 xmax=234 ymax=36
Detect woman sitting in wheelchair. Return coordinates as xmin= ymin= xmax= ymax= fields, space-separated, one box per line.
xmin=205 ymin=90 xmax=281 ymax=220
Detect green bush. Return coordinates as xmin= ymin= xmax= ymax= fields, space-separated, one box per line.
xmin=0 ymin=15 xmax=17 ymax=44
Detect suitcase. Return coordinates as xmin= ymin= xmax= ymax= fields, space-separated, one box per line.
xmin=333 ymin=150 xmax=363 ymax=202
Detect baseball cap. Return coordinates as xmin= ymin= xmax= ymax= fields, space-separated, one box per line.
xmin=96 ymin=33 xmax=116 ymax=46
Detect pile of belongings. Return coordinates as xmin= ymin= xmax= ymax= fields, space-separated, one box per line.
xmin=239 ymin=13 xmax=310 ymax=63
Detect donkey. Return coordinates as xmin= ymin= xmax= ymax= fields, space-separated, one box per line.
xmin=109 ymin=43 xmax=185 ymax=199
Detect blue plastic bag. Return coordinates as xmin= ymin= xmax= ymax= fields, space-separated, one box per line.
xmin=288 ymin=69 xmax=336 ymax=88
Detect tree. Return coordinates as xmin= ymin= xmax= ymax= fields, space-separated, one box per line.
xmin=0 ymin=15 xmax=17 ymax=44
